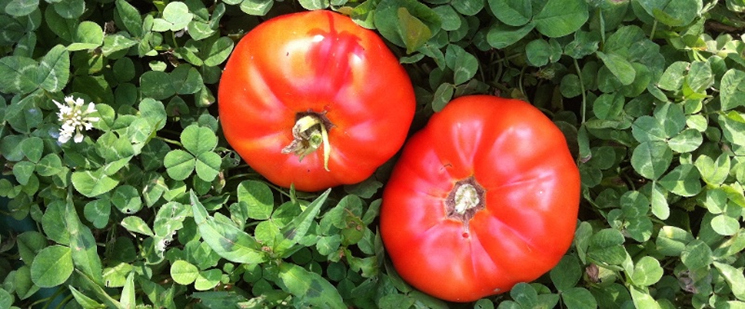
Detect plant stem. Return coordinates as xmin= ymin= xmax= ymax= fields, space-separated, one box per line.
xmin=574 ymin=58 xmax=588 ymax=124
xmin=155 ymin=136 xmax=182 ymax=147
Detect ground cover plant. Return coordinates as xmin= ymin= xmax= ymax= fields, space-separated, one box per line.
xmin=1 ymin=0 xmax=745 ymax=308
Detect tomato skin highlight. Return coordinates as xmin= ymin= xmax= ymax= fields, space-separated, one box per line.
xmin=380 ymin=95 xmax=580 ymax=302
xmin=218 ymin=10 xmax=416 ymax=192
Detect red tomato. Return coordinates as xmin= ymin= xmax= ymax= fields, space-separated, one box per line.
xmin=218 ymin=10 xmax=415 ymax=192
xmin=380 ymin=95 xmax=580 ymax=302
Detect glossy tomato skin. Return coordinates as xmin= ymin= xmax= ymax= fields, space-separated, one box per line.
xmin=380 ymin=95 xmax=580 ymax=302
xmin=218 ymin=10 xmax=415 ymax=192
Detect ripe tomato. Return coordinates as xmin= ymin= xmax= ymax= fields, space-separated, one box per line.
xmin=380 ymin=95 xmax=580 ymax=302
xmin=218 ymin=10 xmax=415 ymax=192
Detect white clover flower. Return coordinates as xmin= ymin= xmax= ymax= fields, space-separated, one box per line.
xmin=53 ymin=96 xmax=100 ymax=144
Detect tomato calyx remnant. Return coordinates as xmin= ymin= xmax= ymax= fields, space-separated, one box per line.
xmin=281 ymin=112 xmax=333 ymax=171
xmin=446 ymin=177 xmax=486 ymax=236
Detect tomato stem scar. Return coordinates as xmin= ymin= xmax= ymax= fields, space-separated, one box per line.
xmin=281 ymin=113 xmax=332 ymax=171
xmin=446 ymin=177 xmax=486 ymax=232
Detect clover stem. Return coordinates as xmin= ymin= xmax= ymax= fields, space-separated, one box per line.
xmin=281 ymin=114 xmax=332 ymax=171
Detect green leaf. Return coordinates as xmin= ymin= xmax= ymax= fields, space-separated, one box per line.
xmin=656 ymin=226 xmax=694 ymax=256
xmin=72 ymin=169 xmax=120 ymax=198
xmin=171 ymin=65 xmax=203 ymax=94
xmin=593 ymin=93 xmax=624 ymax=120
xmin=194 ymin=269 xmax=222 ymax=291
xmin=681 ymin=239 xmax=713 ymax=270
xmin=164 ymin=150 xmax=195 ymax=181
xmin=121 ymin=216 xmax=155 ymax=237
xmin=397 ymin=7 xmax=432 ymax=54
xmin=525 ymin=39 xmax=551 ymax=67
xmin=13 ymin=161 xmax=35 ymax=185
xmin=630 ymin=286 xmax=660 ymax=309
xmin=69 ymin=286 xmax=104 ymax=308
xmin=561 ymin=287 xmax=597 ymax=309
xmin=510 ymin=282 xmax=538 ymax=308
xmin=190 ymin=191 xmax=267 ymax=264
xmin=120 ymin=272 xmax=136 ymax=308
xmin=588 ymin=229 xmax=627 ymax=266
xmin=5 ymin=91 xmax=44 ymax=132
xmin=620 ymin=190 xmax=649 ymax=218
xmin=695 ymin=153 xmax=730 ymax=186
xmin=627 ymin=217 xmax=653 ymax=242
xmin=713 ymin=262 xmax=745 ymax=301
xmin=276 ymin=263 xmax=346 ymax=308
xmin=549 ymin=255 xmax=581 ymax=291
xmin=162 ymin=1 xmax=193 ymax=31
xmin=66 ymin=201 xmax=104 ymax=286
xmin=636 ymin=0 xmax=700 ymax=27
xmin=432 ymin=83 xmax=455 ymax=112
xmin=658 ymin=164 xmax=701 ymax=197
xmin=111 ymin=185 xmax=143 ymax=214
xmin=668 ymin=129 xmax=702 ymax=153
xmin=432 ymin=5 xmax=461 ymax=31
xmin=195 ymin=152 xmax=221 ymax=182
xmin=116 ymin=0 xmax=143 ymax=37
xmin=5 ymin=0 xmax=39 ymax=16
xmin=487 ymin=0 xmax=532 ymax=26
xmin=12 ymin=266 xmax=38 ymax=300
xmin=711 ymin=215 xmax=740 ymax=236
xmin=139 ymin=98 xmax=167 ymax=131
xmin=38 ymin=44 xmax=70 ymax=92
xmin=447 ymin=45 xmax=478 ymax=85
xmin=20 ymin=136 xmax=43 ymax=163
xmin=597 ymin=51 xmax=636 ymax=86
xmin=237 ymin=180 xmax=274 ymax=220
xmin=298 ymin=0 xmax=329 ymax=10
xmin=101 ymin=34 xmax=138 ymax=56
xmin=140 ymin=71 xmax=176 ymax=100
xmin=486 ymin=22 xmax=534 ymax=49
xmin=630 ymin=256 xmax=663 ymax=286
xmin=720 ymin=69 xmax=745 ymax=111
xmin=30 ymin=245 xmax=73 ymax=288
xmin=451 ymin=0 xmax=483 ymax=15
xmin=182 ymin=125 xmax=217 ymax=155
xmin=68 ymin=21 xmax=104 ymax=51
xmin=17 ymin=231 xmax=47 ymax=266
xmin=0 ymin=56 xmax=38 ymax=94
xmin=36 ymin=153 xmax=63 ymax=176
xmin=565 ymin=30 xmax=600 ymax=59
xmin=239 ymin=0 xmax=273 ymax=16
xmin=650 ymin=184 xmax=669 ymax=220
xmin=686 ymin=61 xmax=714 ymax=93
xmin=533 ymin=0 xmax=589 ymax=38
xmin=373 ymin=0 xmax=441 ymax=50
xmin=631 ymin=141 xmax=672 ymax=180
xmin=170 ymin=260 xmax=199 ymax=285
xmin=654 ymin=103 xmax=686 ymax=138
xmin=41 ymin=202 xmax=70 ymax=245
xmin=202 ymin=36 xmax=234 ymax=67
xmin=53 ymin=0 xmax=85 ymax=19
xmin=277 ymin=189 xmax=331 ymax=255
xmin=560 ymin=74 xmax=582 ymax=98
xmin=719 ymin=112 xmax=745 ymax=147
xmin=658 ymin=61 xmax=688 ymax=91
xmin=84 ymin=199 xmax=111 ymax=229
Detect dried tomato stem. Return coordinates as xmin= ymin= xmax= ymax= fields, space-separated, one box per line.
xmin=453 ymin=184 xmax=481 ymax=214
xmin=446 ymin=177 xmax=486 ymax=232
xmin=281 ymin=114 xmax=331 ymax=171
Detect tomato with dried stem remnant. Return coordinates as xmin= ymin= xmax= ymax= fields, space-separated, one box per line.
xmin=380 ymin=95 xmax=580 ymax=302
xmin=218 ymin=10 xmax=416 ymax=192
